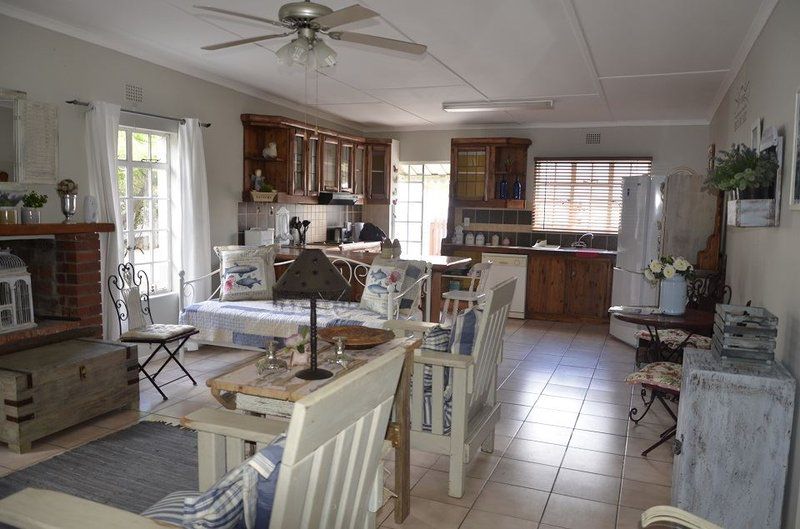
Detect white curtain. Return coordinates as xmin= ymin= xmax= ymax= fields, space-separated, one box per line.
xmin=85 ymin=101 xmax=123 ymax=340
xmin=178 ymin=118 xmax=212 ymax=301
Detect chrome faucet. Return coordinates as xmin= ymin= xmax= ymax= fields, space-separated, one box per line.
xmin=571 ymin=232 xmax=594 ymax=248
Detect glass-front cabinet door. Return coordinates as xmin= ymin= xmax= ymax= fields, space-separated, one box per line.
xmin=367 ymin=143 xmax=390 ymax=203
xmin=290 ymin=129 xmax=306 ymax=195
xmin=322 ymin=136 xmax=339 ymax=191
xmin=453 ymin=146 xmax=489 ymax=200
xmin=353 ymin=144 xmax=365 ymax=195
xmin=307 ymin=134 xmax=320 ymax=196
xmin=340 ymin=143 xmax=353 ymax=192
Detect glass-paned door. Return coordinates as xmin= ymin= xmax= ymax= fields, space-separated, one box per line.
xmin=394 ymin=162 xmax=451 ymax=256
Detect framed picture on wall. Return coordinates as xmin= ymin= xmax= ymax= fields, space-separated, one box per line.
xmin=791 ymin=88 xmax=800 ymax=210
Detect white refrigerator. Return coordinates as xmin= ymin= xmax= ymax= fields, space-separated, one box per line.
xmin=609 ymin=175 xmax=665 ymax=345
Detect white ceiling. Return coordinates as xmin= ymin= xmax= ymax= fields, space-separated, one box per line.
xmin=0 ymin=0 xmax=777 ymax=131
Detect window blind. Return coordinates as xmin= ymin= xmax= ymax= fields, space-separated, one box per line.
xmin=532 ymin=158 xmax=652 ymax=234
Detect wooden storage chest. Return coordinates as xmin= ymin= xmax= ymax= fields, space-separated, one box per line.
xmin=0 ymin=339 xmax=139 ymax=453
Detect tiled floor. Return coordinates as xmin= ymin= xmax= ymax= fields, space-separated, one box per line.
xmin=0 ymin=319 xmax=676 ymax=528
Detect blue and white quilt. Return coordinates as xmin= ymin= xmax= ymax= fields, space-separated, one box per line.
xmin=179 ymin=299 xmax=387 ymax=349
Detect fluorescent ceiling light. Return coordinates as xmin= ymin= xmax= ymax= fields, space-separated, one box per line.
xmin=442 ymin=99 xmax=554 ymax=113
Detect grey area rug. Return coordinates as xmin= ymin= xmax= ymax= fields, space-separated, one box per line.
xmin=0 ymin=421 xmax=197 ymax=526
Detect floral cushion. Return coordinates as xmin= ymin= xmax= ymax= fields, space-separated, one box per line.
xmin=635 ymin=328 xmax=712 ymax=349
xmin=625 ymin=362 xmax=682 ymax=392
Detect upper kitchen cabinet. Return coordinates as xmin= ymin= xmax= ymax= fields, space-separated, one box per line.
xmin=240 ymin=114 xmax=370 ymax=203
xmin=450 ymin=137 xmax=531 ymax=208
xmin=366 ymin=139 xmax=392 ymax=204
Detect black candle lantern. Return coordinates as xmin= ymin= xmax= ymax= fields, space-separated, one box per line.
xmin=272 ymin=249 xmax=351 ymax=380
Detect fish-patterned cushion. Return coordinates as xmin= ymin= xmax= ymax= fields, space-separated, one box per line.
xmin=359 ymin=260 xmax=407 ymax=316
xmin=215 ymin=245 xmax=278 ymax=302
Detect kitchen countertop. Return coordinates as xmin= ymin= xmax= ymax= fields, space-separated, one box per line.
xmin=277 ymin=244 xmax=472 ymax=271
xmin=441 ymin=242 xmax=617 ymax=257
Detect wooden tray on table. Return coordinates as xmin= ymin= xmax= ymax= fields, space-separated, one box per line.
xmin=318 ymin=326 xmax=395 ymax=349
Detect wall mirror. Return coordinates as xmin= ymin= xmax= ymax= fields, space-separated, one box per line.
xmin=0 ymin=87 xmax=58 ymax=185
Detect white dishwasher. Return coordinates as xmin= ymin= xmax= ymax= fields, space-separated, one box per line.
xmin=481 ymin=253 xmax=527 ymax=319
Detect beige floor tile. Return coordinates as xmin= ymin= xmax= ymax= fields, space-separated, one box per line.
xmin=542 ymin=384 xmax=587 ymax=400
xmin=622 ymin=457 xmax=672 ymax=487
xmin=535 ymin=395 xmax=583 ymax=413
xmin=547 ymin=374 xmax=592 ymax=389
xmin=489 ymin=457 xmax=558 ymax=491
xmin=526 ymin=408 xmax=578 ymax=428
xmin=592 ymin=368 xmax=629 ymax=381
xmin=580 ymin=401 xmax=631 ymax=420
xmin=42 ymin=424 xmax=111 ymax=449
xmin=381 ymin=497 xmax=468 ymax=529
xmin=568 ymin=430 xmax=627 ymax=456
xmin=624 ymin=436 xmax=674 ymax=463
xmin=411 ymin=468 xmax=485 ymax=508
xmin=589 ymin=379 xmax=630 ymax=392
xmin=432 ymin=452 xmax=501 ymax=480
xmin=559 ymin=356 xmax=599 ymax=368
xmin=541 ymin=493 xmax=616 ymax=529
xmin=515 ymin=423 xmax=573 ymax=446
xmin=497 ymin=389 xmax=539 ymax=406
xmin=157 ymin=398 xmax=211 ymax=419
xmin=508 ymin=368 xmax=553 ymax=381
xmin=91 ymin=409 xmax=145 ymax=430
xmin=575 ymin=414 xmax=629 ymax=436
xmin=500 ymin=377 xmax=547 ymax=394
xmin=616 ymin=506 xmax=644 ymax=529
xmin=501 ymin=403 xmax=532 ymax=421
xmin=376 ymin=497 xmax=395 ymax=526
xmin=493 ymin=434 xmax=514 ymax=455
xmin=627 ymin=421 xmax=673 ymax=441
xmin=0 ymin=466 xmax=11 ymax=477
xmin=554 ymin=366 xmax=595 ymax=378
xmin=473 ymin=481 xmax=549 ymax=522
xmin=142 ymin=414 xmax=182 ymax=426
xmin=383 ymin=448 xmax=440 ymax=469
xmin=561 ymin=447 xmax=624 ymax=477
xmin=619 ymin=479 xmax=671 ymax=510
xmin=386 ymin=463 xmax=429 ymax=492
xmin=552 ymin=467 xmax=621 ymax=505
xmin=495 ymin=418 xmax=524 ymax=437
xmin=0 ymin=443 xmax=64 ymax=470
xmin=460 ymin=509 xmax=537 ymax=529
xmin=585 ymin=388 xmax=632 ymax=405
xmin=504 ymin=439 xmax=566 ymax=466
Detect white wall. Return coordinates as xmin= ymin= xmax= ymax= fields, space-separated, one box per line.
xmin=0 ymin=14 xmax=352 ymax=322
xmin=708 ymin=0 xmax=800 ymax=525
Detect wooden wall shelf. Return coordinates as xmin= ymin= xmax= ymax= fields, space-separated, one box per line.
xmin=0 ymin=223 xmax=115 ymax=237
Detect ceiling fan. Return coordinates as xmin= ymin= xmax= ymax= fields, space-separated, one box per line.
xmin=196 ymin=2 xmax=427 ymax=67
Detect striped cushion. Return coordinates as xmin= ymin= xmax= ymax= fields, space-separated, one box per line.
xmin=448 ymin=307 xmax=480 ymax=356
xmin=421 ymin=325 xmax=451 ymax=352
xmin=143 ymin=435 xmax=285 ymax=529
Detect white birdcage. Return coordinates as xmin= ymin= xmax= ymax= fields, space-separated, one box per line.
xmin=0 ymin=249 xmax=36 ymax=334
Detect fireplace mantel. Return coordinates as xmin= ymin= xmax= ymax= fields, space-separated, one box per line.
xmin=0 ymin=223 xmax=114 ymax=237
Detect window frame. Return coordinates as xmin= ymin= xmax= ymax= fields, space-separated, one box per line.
xmin=531 ymin=156 xmax=652 ymax=234
xmin=117 ymin=125 xmax=175 ymax=295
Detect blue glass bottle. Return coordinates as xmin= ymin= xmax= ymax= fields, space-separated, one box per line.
xmin=498 ymin=176 xmax=508 ymax=199
xmin=512 ymin=175 xmax=523 ymax=199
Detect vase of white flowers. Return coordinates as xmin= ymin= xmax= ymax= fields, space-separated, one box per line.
xmin=644 ymin=256 xmax=694 ymax=316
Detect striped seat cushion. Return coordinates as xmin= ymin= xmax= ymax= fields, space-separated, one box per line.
xmin=418 ymin=307 xmax=481 ymax=434
xmin=143 ymin=435 xmax=285 ymax=529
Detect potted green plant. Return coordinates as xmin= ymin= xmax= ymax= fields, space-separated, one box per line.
xmin=0 ymin=192 xmax=24 ymax=224
xmin=706 ymin=143 xmax=779 ymax=199
xmin=21 ymin=191 xmax=48 ymax=224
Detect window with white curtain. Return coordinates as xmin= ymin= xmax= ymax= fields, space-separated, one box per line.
xmin=116 ymin=126 xmax=174 ymax=294
xmin=532 ymin=158 xmax=652 ymax=233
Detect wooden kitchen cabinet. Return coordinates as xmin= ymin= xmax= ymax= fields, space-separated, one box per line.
xmin=240 ymin=114 xmax=370 ymax=203
xmin=526 ymin=253 xmax=613 ymax=322
xmin=366 ymin=140 xmax=391 ymax=204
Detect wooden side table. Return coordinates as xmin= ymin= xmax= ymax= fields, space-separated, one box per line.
xmin=207 ymin=337 xmax=418 ymax=524
xmin=613 ymin=308 xmax=715 ymax=364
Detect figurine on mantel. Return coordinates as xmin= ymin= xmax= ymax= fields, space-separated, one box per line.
xmin=452 ymin=224 xmax=464 ymax=244
xmin=262 ymin=142 xmax=278 ymax=160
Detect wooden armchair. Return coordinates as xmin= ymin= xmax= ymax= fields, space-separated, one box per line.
xmin=0 ymin=345 xmax=407 ymax=529
xmin=385 ymin=277 xmax=516 ymax=498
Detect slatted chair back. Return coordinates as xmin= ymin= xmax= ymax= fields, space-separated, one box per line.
xmin=269 ymin=346 xmax=406 ymax=529
xmin=467 ymin=277 xmax=516 ymax=415
xmin=470 ymin=262 xmax=493 ymax=295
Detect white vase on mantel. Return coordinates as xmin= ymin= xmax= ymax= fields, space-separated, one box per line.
xmin=659 ymin=276 xmax=688 ymax=316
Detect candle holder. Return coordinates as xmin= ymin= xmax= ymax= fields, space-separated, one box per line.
xmin=332 ymin=336 xmax=353 ymax=369
xmin=257 ymin=340 xmax=288 ymax=375
xmin=60 ymin=193 xmax=77 ymax=224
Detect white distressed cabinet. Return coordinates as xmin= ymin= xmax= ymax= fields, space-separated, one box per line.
xmin=673 ymin=348 xmax=795 ymax=529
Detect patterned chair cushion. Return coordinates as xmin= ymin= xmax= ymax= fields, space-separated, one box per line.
xmin=143 ymin=435 xmax=285 ymax=529
xmin=121 ymin=324 xmax=196 ymax=342
xmin=635 ymin=328 xmax=712 ymax=350
xmin=625 ymin=362 xmax=683 ymax=393
xmin=359 ymin=259 xmax=407 ymax=315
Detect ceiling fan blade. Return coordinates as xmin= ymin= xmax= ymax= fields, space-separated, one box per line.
xmin=329 ymin=31 xmax=427 ymax=55
xmin=312 ymin=4 xmax=378 ymax=29
xmin=202 ymin=33 xmax=292 ymax=51
xmin=194 ymin=5 xmax=288 ymax=29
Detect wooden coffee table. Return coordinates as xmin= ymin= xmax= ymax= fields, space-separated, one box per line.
xmin=207 ymin=336 xmax=419 ymax=524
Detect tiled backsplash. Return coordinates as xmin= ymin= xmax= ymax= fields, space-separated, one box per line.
xmin=238 ymin=202 xmax=362 ymax=244
xmin=455 ymin=207 xmax=618 ymax=250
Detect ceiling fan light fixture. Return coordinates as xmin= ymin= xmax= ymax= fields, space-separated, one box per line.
xmin=312 ymin=39 xmax=337 ymax=68
xmin=277 ymin=36 xmax=311 ymax=65
xmin=442 ymin=99 xmax=555 ymax=113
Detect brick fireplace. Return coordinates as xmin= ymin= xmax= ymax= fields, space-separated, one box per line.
xmin=0 ymin=223 xmax=114 ymax=353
